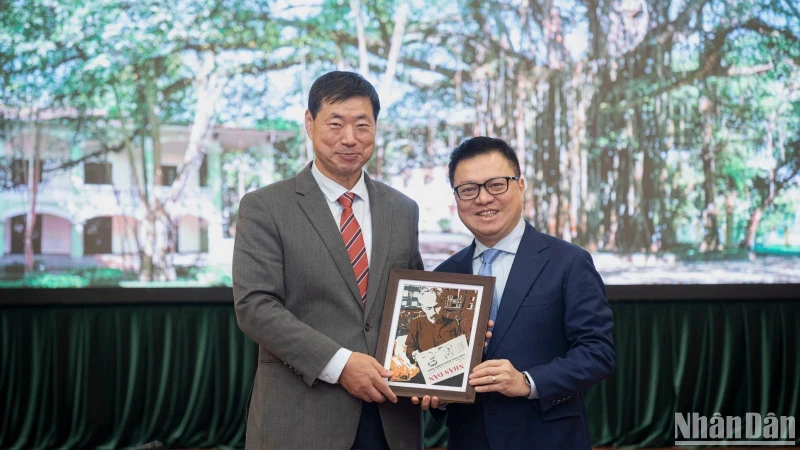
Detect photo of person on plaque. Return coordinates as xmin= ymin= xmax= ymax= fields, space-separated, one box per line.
xmin=390 ymin=286 xmax=476 ymax=387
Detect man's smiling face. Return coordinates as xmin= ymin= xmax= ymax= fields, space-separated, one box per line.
xmin=452 ymin=151 xmax=525 ymax=248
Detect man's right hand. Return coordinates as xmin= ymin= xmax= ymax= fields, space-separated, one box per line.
xmin=339 ymin=352 xmax=398 ymax=404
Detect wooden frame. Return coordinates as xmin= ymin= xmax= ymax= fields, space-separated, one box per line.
xmin=375 ymin=269 xmax=495 ymax=403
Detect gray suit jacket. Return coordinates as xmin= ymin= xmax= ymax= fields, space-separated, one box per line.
xmin=233 ymin=163 xmax=424 ymax=450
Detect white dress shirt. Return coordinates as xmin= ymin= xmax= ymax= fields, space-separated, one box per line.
xmin=471 ymin=218 xmax=539 ymax=399
xmin=311 ymin=161 xmax=372 ymax=384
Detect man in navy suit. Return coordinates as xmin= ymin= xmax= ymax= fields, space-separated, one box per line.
xmin=415 ymin=136 xmax=615 ymax=449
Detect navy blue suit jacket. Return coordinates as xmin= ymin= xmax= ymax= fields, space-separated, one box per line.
xmin=435 ymin=223 xmax=615 ymax=450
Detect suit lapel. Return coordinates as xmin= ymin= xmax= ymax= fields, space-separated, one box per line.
xmin=486 ymin=223 xmax=549 ymax=358
xmin=296 ymin=164 xmax=363 ymax=305
xmin=453 ymin=242 xmax=476 ymax=275
xmin=364 ymin=175 xmax=391 ymax=317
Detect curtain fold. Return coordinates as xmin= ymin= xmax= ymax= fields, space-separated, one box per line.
xmin=1 ymin=300 xmax=798 ymax=449
xmin=585 ymin=300 xmax=800 ymax=447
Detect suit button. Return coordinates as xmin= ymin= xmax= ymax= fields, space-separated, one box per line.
xmin=551 ymin=401 xmax=557 ymax=406
xmin=365 ymin=323 xmax=371 ymax=332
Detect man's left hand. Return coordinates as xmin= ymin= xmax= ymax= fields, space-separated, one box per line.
xmin=410 ymin=395 xmax=446 ymax=410
xmin=469 ymin=359 xmax=530 ymax=398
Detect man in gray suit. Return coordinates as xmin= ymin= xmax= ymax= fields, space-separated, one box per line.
xmin=233 ymin=71 xmax=424 ymax=449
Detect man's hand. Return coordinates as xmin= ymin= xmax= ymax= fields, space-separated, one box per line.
xmin=484 ymin=319 xmax=494 ymax=348
xmin=339 ymin=352 xmax=398 ymax=403
xmin=411 ymin=395 xmax=446 ymax=410
xmin=469 ymin=359 xmax=531 ymax=398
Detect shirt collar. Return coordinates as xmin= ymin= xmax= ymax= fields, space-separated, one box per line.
xmin=473 ymin=218 xmax=526 ymax=261
xmin=311 ymin=161 xmax=368 ymax=204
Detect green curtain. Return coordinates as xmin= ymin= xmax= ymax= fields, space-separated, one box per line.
xmin=1 ymin=300 xmax=798 ymax=449
xmin=587 ymin=300 xmax=800 ymax=447
xmin=0 ymin=305 xmax=253 ymax=449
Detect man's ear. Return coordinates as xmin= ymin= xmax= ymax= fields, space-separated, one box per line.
xmin=304 ymin=110 xmax=314 ymax=138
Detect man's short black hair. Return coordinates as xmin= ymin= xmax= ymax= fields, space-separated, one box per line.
xmin=307 ymin=71 xmax=380 ymax=121
xmin=448 ymin=137 xmax=521 ymax=187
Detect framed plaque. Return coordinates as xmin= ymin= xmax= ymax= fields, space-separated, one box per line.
xmin=375 ymin=269 xmax=495 ymax=403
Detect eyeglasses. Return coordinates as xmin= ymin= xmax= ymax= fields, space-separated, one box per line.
xmin=453 ymin=176 xmax=519 ymax=201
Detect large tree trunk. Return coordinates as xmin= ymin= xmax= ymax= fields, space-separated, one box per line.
xmin=532 ymin=80 xmax=546 ymax=231
xmin=543 ymin=74 xmax=561 ymax=236
xmin=638 ymin=106 xmax=656 ymax=251
xmin=614 ymin=130 xmax=633 ymax=253
xmin=138 ymin=57 xmax=226 ymax=282
xmin=601 ymin=144 xmax=616 ymax=251
xmin=168 ymin=57 xmax=227 ymax=204
xmin=140 ymin=73 xmax=171 ymax=281
xmin=743 ymin=207 xmax=763 ymax=251
xmin=725 ymin=178 xmax=736 ymax=249
xmin=24 ymin=113 xmax=41 ymax=272
xmin=743 ymin=165 xmax=777 ymax=250
xmin=567 ymin=62 xmax=593 ymax=245
xmin=557 ymin=77 xmax=570 ymax=240
xmin=378 ymin=0 xmax=408 ymax=104
xmin=584 ymin=0 xmax=609 ymax=251
xmin=350 ymin=0 xmax=369 ymax=76
xmin=660 ymin=97 xmax=680 ymax=250
xmin=699 ymin=95 xmax=719 ymax=252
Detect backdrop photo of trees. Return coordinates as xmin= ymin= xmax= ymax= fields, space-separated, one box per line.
xmin=1 ymin=0 xmax=799 ymax=287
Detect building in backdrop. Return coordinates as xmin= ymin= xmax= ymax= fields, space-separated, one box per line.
xmin=1 ymin=120 xmax=293 ymax=284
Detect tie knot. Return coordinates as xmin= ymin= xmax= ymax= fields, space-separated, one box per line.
xmin=481 ymin=248 xmax=502 ymax=265
xmin=338 ymin=192 xmax=356 ymax=208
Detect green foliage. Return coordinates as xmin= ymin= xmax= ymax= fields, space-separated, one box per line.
xmin=758 ymin=189 xmax=799 ymax=232
xmin=2 ymin=0 xmax=799 ymax=260
xmin=0 ymin=263 xmax=231 ymax=287
xmin=754 ymin=244 xmax=800 ymax=255
xmin=176 ymin=265 xmax=232 ymax=287
xmin=0 ymin=266 xmax=135 ymax=288
xmin=437 ymin=217 xmax=452 ymax=233
xmin=255 ymin=118 xmax=302 ymax=132
xmin=677 ymin=248 xmax=751 ymax=262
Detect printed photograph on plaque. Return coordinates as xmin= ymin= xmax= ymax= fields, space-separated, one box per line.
xmin=375 ymin=269 xmax=495 ymax=403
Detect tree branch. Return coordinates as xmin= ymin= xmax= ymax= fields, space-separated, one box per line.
xmin=42 ymin=143 xmax=124 ymax=173
xmin=618 ymin=0 xmax=712 ymax=61
xmin=600 ymin=18 xmax=799 ymax=114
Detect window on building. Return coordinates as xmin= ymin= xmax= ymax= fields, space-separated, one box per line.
xmin=84 ymin=217 xmax=113 ymax=254
xmin=199 ymin=219 xmax=209 ymax=253
xmin=176 ymin=217 xmax=209 ymax=253
xmin=161 ymin=165 xmax=178 ymax=186
xmin=10 ymin=214 xmax=42 ymax=254
xmin=199 ymin=155 xmax=208 ymax=187
xmin=84 ymin=162 xmax=112 ymax=184
xmin=11 ymin=159 xmax=43 ymax=187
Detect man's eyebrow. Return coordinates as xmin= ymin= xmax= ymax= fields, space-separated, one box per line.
xmin=327 ymin=113 xmax=372 ymax=121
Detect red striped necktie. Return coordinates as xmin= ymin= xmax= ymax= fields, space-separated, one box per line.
xmin=338 ymin=192 xmax=369 ymax=307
